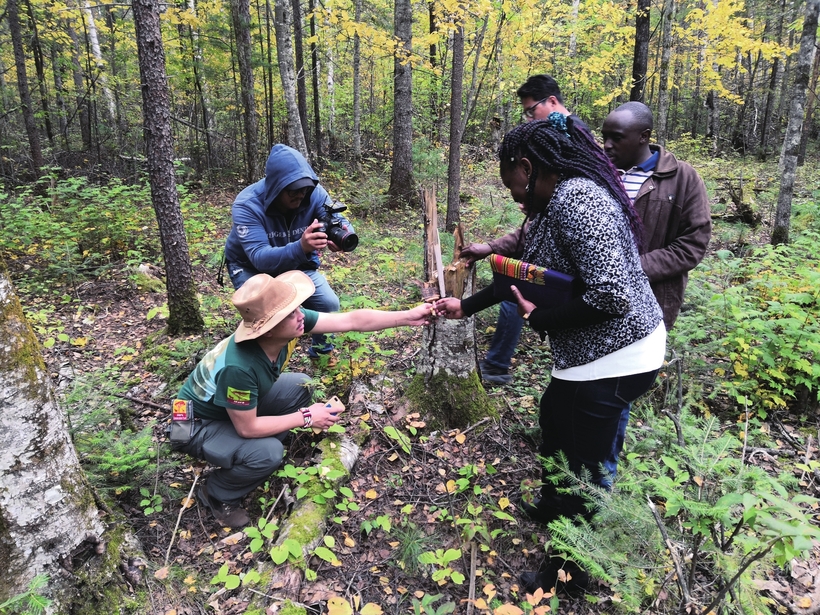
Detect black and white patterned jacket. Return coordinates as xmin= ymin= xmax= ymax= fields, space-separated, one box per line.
xmin=521 ymin=177 xmax=663 ymax=369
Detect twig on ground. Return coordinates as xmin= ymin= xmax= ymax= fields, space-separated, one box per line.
xmin=466 ymin=540 xmax=477 ymax=615
xmin=165 ymin=471 xmax=201 ymax=567
xmin=461 ymin=416 xmax=491 ymax=436
xmin=647 ymin=496 xmax=692 ymax=608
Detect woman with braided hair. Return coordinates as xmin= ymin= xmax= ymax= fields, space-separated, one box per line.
xmin=435 ymin=113 xmax=666 ymax=594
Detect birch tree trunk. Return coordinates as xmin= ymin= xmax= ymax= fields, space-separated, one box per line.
xmin=7 ymin=0 xmax=44 ymax=176
xmin=66 ymin=20 xmax=92 ymax=151
xmin=133 ymin=0 xmax=205 ymax=334
xmin=0 ymin=263 xmax=138 ymax=613
xmin=274 ymin=0 xmax=309 ymax=158
xmin=772 ymin=0 xmax=819 ymax=245
xmin=387 ymin=0 xmax=415 ymax=209
xmin=797 ymin=48 xmax=820 ymax=165
xmin=82 ymin=0 xmax=117 ymax=124
xmin=231 ymin=0 xmax=260 ymax=183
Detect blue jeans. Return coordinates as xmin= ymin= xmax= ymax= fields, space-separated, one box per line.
xmin=537 ymin=369 xmax=659 ymax=520
xmin=605 ymin=404 xmax=632 ymax=479
xmin=484 ymin=300 xmax=525 ymax=370
xmin=227 ymin=263 xmax=339 ymax=353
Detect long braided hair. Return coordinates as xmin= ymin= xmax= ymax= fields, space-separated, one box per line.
xmin=499 ymin=114 xmax=644 ymax=251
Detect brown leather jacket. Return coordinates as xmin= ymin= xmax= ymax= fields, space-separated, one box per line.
xmin=634 ymin=145 xmax=711 ymax=330
xmin=486 ymin=144 xmax=711 ymax=330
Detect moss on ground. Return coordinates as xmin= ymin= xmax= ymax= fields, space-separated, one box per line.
xmin=406 ymin=369 xmax=498 ymax=430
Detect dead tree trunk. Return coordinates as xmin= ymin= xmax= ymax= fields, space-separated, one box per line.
xmin=407 ymin=188 xmax=494 ymax=430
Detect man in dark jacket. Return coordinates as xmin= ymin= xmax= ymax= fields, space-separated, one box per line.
xmin=601 ymin=101 xmax=712 ymax=475
xmin=224 ymin=144 xmax=354 ymax=356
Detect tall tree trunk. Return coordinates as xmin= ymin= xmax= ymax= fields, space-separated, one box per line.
xmin=326 ymin=43 xmax=335 ymax=149
xmin=188 ymin=0 xmax=214 ymax=171
xmin=569 ymin=0 xmax=580 ymax=58
xmin=0 ymin=262 xmax=141 ymax=612
xmin=133 ymin=0 xmax=204 ymax=334
xmin=66 ymin=21 xmax=92 ymax=151
xmin=308 ymin=0 xmax=322 ymax=160
xmin=772 ymin=0 xmax=819 ymax=246
xmin=387 ymin=0 xmax=414 ymax=209
xmin=797 ymin=47 xmax=820 ymax=165
xmin=630 ymin=0 xmax=651 ymax=101
xmin=50 ymin=43 xmax=69 ymax=149
xmin=461 ymin=15 xmax=489 ymax=133
xmin=274 ymin=0 xmax=309 ymax=158
xmin=759 ymin=0 xmax=787 ymax=160
xmin=656 ymin=0 xmax=675 ymax=145
xmin=231 ymin=0 xmax=260 ymax=183
xmin=352 ymin=0 xmax=362 ymax=162
xmin=23 ymin=0 xmax=54 ymax=146
xmin=292 ymin=0 xmax=310 ymax=150
xmin=260 ymin=0 xmax=275 ymax=148
xmin=428 ymin=1 xmax=439 ymax=142
xmin=82 ymin=0 xmax=117 ymax=125
xmin=7 ymin=0 xmax=44 ymax=176
xmin=446 ymin=24 xmax=464 ymax=232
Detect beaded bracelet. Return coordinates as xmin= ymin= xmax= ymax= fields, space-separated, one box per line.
xmin=299 ymin=407 xmax=313 ymax=428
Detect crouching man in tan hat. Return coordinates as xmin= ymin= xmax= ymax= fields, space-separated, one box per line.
xmin=172 ymin=271 xmax=433 ymax=528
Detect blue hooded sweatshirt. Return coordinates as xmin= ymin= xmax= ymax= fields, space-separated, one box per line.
xmin=224 ymin=144 xmax=352 ymax=275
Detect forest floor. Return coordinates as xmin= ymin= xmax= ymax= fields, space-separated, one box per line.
xmin=12 ymin=174 xmax=820 ymax=615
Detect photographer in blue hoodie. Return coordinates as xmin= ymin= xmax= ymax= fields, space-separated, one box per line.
xmin=224 ymin=145 xmax=354 ymax=357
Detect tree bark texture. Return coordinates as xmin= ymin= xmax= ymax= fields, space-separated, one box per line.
xmin=274 ymin=0 xmax=310 ymax=158
xmin=292 ymin=0 xmax=310 ymax=151
xmin=656 ymin=0 xmax=675 ymax=145
xmin=133 ymin=0 xmax=205 ymax=334
xmin=0 ymin=264 xmax=105 ymax=608
xmin=759 ymin=0 xmax=787 ymax=160
xmin=308 ymin=0 xmax=322 ymax=160
xmin=773 ymin=0 xmax=819 ymax=245
xmin=797 ymin=47 xmax=820 ymax=165
xmin=7 ymin=0 xmax=44 ymax=176
xmin=387 ymin=0 xmax=415 ymax=209
xmin=231 ymin=0 xmax=260 ymax=184
xmin=446 ymin=25 xmax=464 ymax=233
xmin=352 ymin=0 xmax=362 ymax=162
xmin=630 ymin=0 xmax=651 ymax=101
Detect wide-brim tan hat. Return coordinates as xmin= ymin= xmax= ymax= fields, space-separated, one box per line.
xmin=232 ymin=271 xmax=315 ymax=342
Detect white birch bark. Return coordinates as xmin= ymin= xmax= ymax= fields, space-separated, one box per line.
xmin=0 ymin=268 xmax=105 ymax=610
xmin=273 ymin=0 xmax=309 ymax=158
xmin=82 ymin=0 xmax=117 ymax=123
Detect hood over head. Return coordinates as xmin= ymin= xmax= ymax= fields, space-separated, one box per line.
xmin=263 ymin=144 xmax=319 ymax=209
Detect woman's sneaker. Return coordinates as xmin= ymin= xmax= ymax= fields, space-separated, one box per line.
xmin=521 ymin=557 xmax=589 ymax=595
xmin=197 ymin=483 xmax=250 ymax=528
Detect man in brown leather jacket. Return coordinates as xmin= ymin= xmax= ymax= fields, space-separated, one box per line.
xmin=600 ymin=101 xmax=711 ymax=476
xmin=601 ymin=101 xmax=712 ymax=331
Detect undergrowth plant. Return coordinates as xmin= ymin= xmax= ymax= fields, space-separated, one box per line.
xmin=672 ymin=238 xmax=820 ymax=419
xmin=542 ymin=372 xmax=820 ymax=614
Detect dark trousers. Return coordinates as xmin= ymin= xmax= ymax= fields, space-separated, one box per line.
xmin=538 ymin=369 xmax=659 ymax=519
xmin=176 ymin=373 xmax=313 ymax=504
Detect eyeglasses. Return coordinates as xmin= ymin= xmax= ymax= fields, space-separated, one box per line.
xmin=522 ymin=97 xmax=548 ymax=120
xmin=285 ymin=187 xmax=309 ymax=199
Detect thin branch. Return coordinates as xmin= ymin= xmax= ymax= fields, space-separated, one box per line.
xmin=700 ymin=541 xmax=776 ymax=614
xmin=113 ymin=392 xmax=168 ymax=410
xmin=647 ymin=496 xmax=692 ymax=608
xmin=165 ymin=470 xmax=201 ymax=567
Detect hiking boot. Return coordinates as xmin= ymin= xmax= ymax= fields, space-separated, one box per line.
xmin=197 ymin=483 xmax=250 ymax=528
xmin=309 ymin=346 xmax=339 ymax=367
xmin=521 ymin=557 xmax=589 ymax=595
xmin=479 ymin=360 xmax=512 ymax=385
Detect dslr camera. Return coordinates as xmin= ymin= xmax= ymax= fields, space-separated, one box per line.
xmin=318 ymin=201 xmax=358 ymax=252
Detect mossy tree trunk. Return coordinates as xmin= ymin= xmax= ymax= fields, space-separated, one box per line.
xmin=407 ymin=273 xmax=496 ymax=430
xmin=0 ymin=262 xmax=144 ymax=613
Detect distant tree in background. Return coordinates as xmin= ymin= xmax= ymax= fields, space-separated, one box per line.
xmin=231 ymin=0 xmax=260 ymax=183
xmin=772 ymin=0 xmax=819 ymax=246
xmin=387 ymin=0 xmax=415 ymax=209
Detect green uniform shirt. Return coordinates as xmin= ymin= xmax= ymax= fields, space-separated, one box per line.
xmin=176 ymin=308 xmax=319 ymax=420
